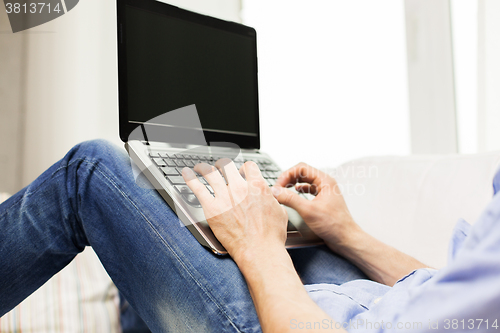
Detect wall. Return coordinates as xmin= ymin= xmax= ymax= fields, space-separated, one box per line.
xmin=21 ymin=0 xmax=120 ymax=188
xmin=0 ymin=0 xmax=241 ymax=192
xmin=0 ymin=9 xmax=26 ymax=194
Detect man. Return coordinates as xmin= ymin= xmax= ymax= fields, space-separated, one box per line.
xmin=1 ymin=140 xmax=499 ymax=332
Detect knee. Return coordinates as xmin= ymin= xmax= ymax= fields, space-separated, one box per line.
xmin=77 ymin=139 xmax=117 ymax=153
xmin=67 ymin=139 xmax=127 ymax=166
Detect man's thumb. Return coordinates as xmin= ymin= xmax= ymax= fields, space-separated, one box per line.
xmin=271 ymin=186 xmax=309 ymax=215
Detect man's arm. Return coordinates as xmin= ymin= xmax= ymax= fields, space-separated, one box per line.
xmin=238 ymin=244 xmax=342 ymax=333
xmin=183 ymin=160 xmax=345 ymax=333
xmin=324 ymin=226 xmax=429 ymax=286
xmin=272 ymin=163 xmax=428 ymax=286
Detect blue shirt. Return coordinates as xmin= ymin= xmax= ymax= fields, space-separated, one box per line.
xmin=305 ymin=169 xmax=500 ymax=332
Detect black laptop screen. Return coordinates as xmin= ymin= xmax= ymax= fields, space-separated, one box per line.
xmin=122 ymin=3 xmax=259 ymax=144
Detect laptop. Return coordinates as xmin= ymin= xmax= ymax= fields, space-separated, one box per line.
xmin=116 ymin=0 xmax=323 ymax=254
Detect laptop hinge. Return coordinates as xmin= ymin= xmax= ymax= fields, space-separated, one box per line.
xmin=140 ymin=124 xmax=150 ymax=145
xmin=240 ymin=148 xmax=260 ymax=154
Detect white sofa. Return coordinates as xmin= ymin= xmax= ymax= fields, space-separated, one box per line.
xmin=332 ymin=151 xmax=500 ymax=268
xmin=1 ymin=151 xmax=499 ymax=331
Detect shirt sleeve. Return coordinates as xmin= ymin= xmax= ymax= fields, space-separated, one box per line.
xmin=493 ymin=167 xmax=500 ymax=195
xmin=380 ymin=192 xmax=500 ymax=333
xmin=447 ymin=218 xmax=471 ymax=264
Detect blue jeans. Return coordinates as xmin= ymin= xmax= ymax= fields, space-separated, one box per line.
xmin=0 ymin=140 xmax=367 ymax=332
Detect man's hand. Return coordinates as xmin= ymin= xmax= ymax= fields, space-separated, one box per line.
xmin=182 ymin=159 xmax=288 ymax=265
xmin=271 ymin=162 xmax=362 ymax=251
xmin=183 ymin=159 xmax=344 ymax=333
xmin=273 ymin=162 xmax=429 ymax=286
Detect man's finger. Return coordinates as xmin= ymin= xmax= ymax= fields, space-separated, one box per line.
xmin=242 ymin=161 xmax=263 ymax=181
xmin=295 ymin=183 xmax=319 ymax=196
xmin=276 ymin=162 xmax=329 ymax=189
xmin=215 ymin=158 xmax=245 ymax=187
xmin=271 ymin=185 xmax=310 ymax=216
xmin=238 ymin=165 xmax=246 ymax=180
xmin=242 ymin=161 xmax=270 ymax=195
xmin=193 ymin=163 xmax=227 ymax=196
xmin=182 ymin=167 xmax=213 ymax=205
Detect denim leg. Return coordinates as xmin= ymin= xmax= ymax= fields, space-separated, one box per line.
xmin=0 ymin=140 xmax=259 ymax=332
xmin=0 ymin=139 xmax=366 ymax=332
xmin=289 ymin=246 xmax=368 ymax=285
xmin=120 ymin=292 xmax=152 ymax=333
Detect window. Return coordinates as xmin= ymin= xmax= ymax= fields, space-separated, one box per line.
xmin=242 ymin=0 xmax=410 ymax=169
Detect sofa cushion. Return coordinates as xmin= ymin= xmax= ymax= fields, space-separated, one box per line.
xmin=0 ymin=246 xmax=121 ymax=332
xmin=332 ymin=151 xmax=500 ymax=268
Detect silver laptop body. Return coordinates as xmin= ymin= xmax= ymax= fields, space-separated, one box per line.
xmin=117 ymin=0 xmax=323 ymax=254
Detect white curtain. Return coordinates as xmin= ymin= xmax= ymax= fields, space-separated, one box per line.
xmin=478 ymin=0 xmax=500 ymax=153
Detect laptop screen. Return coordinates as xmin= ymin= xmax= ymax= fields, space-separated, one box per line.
xmin=118 ymin=0 xmax=260 ymax=149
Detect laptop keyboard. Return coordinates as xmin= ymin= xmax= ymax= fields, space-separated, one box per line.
xmin=149 ymin=151 xmax=281 ymax=202
xmin=148 ymin=150 xmax=298 ymax=232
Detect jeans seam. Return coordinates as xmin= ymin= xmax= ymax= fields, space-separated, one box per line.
xmin=87 ymin=159 xmax=245 ymax=333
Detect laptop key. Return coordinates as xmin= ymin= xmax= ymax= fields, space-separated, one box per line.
xmin=174 ymin=160 xmax=186 ymax=167
xmin=153 ymin=158 xmax=166 ymax=166
xmin=266 ymin=165 xmax=279 ymax=172
xmin=164 ymin=158 xmax=177 ymax=167
xmin=218 ymin=171 xmax=228 ymax=185
xmin=206 ymin=185 xmax=214 ymax=194
xmin=175 ymin=185 xmax=193 ymax=194
xmin=166 ymin=176 xmax=186 ymax=185
xmin=184 ymin=194 xmax=200 ymax=206
xmin=160 ymin=167 xmax=179 ymax=176
xmin=158 ymin=152 xmax=170 ymax=158
xmin=149 ymin=152 xmax=160 ymax=158
xmin=265 ymin=171 xmax=278 ymax=179
xmin=271 ymin=171 xmax=280 ymax=178
xmin=286 ymin=221 xmax=298 ymax=232
xmin=185 ymin=160 xmax=195 ymax=167
xmin=175 ymin=167 xmax=185 ymax=175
